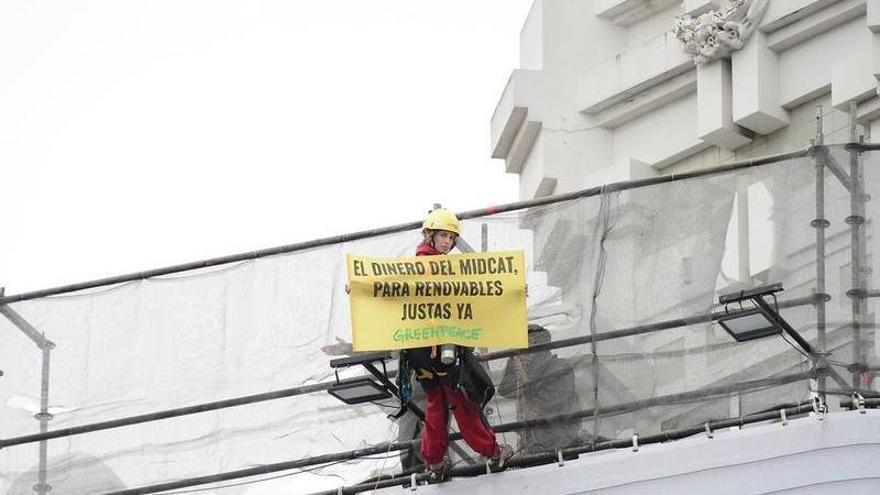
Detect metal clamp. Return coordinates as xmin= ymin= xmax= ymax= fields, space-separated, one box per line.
xmin=780 ymin=408 xmax=788 ymax=426
xmin=632 ymin=433 xmax=639 ymax=452
xmin=812 ymin=395 xmax=827 ymax=420
xmin=845 ymin=215 xmax=865 ymax=226
xmin=34 ymin=412 xmax=53 ymax=421
xmin=852 ymin=392 xmax=866 ymax=414
xmin=704 ymin=422 xmax=713 ymax=439
xmin=557 ymin=449 xmax=565 ymax=467
xmin=410 ymin=473 xmax=418 ymax=491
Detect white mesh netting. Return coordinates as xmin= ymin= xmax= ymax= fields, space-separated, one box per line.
xmin=0 ymin=145 xmax=877 ymax=494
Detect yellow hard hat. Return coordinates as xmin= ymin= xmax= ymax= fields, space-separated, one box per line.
xmin=422 ymin=208 xmax=460 ymax=235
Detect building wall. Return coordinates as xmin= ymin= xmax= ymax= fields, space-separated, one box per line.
xmin=491 ymin=0 xmax=880 ymax=195
xmin=488 ymin=0 xmax=879 ymax=442
xmin=490 ymin=0 xmax=877 ymax=315
xmin=665 ymin=93 xmax=869 ymax=175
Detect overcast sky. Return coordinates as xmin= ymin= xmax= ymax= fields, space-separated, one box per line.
xmin=1 ymin=1 xmax=533 ymax=294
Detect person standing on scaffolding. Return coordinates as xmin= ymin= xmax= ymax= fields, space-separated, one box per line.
xmin=399 ymin=208 xmax=513 ymax=481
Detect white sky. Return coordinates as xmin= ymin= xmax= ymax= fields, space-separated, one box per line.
xmin=1 ymin=0 xmax=533 ymax=294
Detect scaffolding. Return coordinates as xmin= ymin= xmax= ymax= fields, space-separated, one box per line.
xmin=1 ymin=137 xmax=879 ymax=493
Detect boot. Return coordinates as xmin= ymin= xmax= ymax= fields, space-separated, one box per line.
xmin=486 ymin=443 xmax=514 ymax=472
xmin=424 ymin=459 xmax=448 ymax=482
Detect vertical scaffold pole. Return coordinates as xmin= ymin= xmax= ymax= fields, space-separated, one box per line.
xmin=0 ymin=300 xmax=55 ymax=494
xmin=812 ymin=106 xmax=828 ymax=400
xmin=35 ymin=343 xmax=55 ymax=495
xmin=846 ymin=101 xmax=868 ymax=389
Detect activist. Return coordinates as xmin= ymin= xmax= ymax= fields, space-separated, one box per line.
xmin=399 ymin=208 xmax=513 ymax=481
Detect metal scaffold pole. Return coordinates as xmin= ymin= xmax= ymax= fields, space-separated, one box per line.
xmin=35 ymin=344 xmax=54 ymax=495
xmin=812 ymin=106 xmax=829 ymax=401
xmin=846 ymin=101 xmax=870 ymax=389
xmin=0 ymin=301 xmax=55 ymax=494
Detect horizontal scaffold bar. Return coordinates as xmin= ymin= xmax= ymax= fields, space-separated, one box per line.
xmin=0 ymin=377 xmax=365 ymax=449
xmin=312 ymin=400 xmax=822 ymax=495
xmin=0 ymin=295 xmax=822 ymax=450
xmin=102 ymin=393 xmax=817 ymax=495
xmin=0 ymin=147 xmax=818 ymax=304
xmin=480 ymin=294 xmax=820 ymax=361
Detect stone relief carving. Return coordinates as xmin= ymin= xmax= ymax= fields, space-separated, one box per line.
xmin=672 ymin=0 xmax=769 ymax=65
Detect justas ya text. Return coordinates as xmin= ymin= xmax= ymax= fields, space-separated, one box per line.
xmin=400 ymin=302 xmax=474 ymax=320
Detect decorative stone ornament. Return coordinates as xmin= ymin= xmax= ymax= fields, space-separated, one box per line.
xmin=672 ymin=0 xmax=768 ymax=65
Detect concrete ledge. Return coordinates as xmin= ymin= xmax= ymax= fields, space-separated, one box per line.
xmin=579 ymin=32 xmax=692 ymax=114
xmin=761 ymin=0 xmax=847 ymax=33
xmin=594 ymin=0 xmax=680 ymax=27
xmin=856 ymin=96 xmax=880 ymax=125
xmin=734 ymin=110 xmax=789 ymax=136
xmin=868 ymin=0 xmax=880 ymax=31
xmin=782 ymin=85 xmax=832 ymax=110
xmin=766 ymin=0 xmax=866 ymax=52
xmin=682 ymin=0 xmax=721 ymax=17
xmin=491 ymin=69 xmax=544 ymax=161
xmin=874 ymin=32 xmax=880 ymax=83
xmin=653 ymin=140 xmax=714 ymax=170
xmin=492 ymin=106 xmax=527 ymax=159
xmin=506 ymin=120 xmax=542 ymax=174
xmin=595 ymin=0 xmax=643 ymax=20
xmin=533 ymin=176 xmax=557 ymax=198
xmin=699 ymin=126 xmax=753 ymax=150
xmin=589 ymin=70 xmax=697 ymax=129
xmin=732 ymin=32 xmax=790 ymax=135
xmin=698 ymin=59 xmax=754 ymax=150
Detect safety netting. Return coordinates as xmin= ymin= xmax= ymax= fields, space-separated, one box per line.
xmin=1 ymin=144 xmax=878 ymax=494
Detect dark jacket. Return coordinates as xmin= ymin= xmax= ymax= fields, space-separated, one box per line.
xmin=405 ymin=345 xmax=459 ymax=392
xmin=406 ymin=242 xmax=458 ymax=393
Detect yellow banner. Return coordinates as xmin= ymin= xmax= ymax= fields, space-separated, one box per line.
xmin=347 ymin=250 xmax=528 ymax=351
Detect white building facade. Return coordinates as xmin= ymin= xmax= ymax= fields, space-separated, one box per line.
xmin=491 ymin=0 xmax=879 ymax=199
xmin=476 ymin=4 xmax=880 ymax=493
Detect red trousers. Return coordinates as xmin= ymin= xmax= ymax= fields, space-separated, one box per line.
xmin=420 ymin=384 xmax=498 ymax=464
